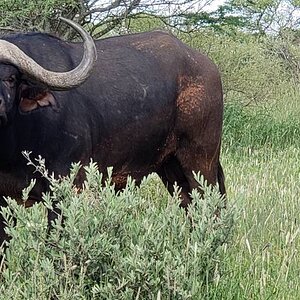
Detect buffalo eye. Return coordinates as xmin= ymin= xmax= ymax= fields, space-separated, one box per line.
xmin=3 ymin=75 xmax=16 ymax=88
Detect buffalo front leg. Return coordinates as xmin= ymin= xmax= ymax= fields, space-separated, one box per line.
xmin=0 ymin=197 xmax=13 ymax=266
xmin=0 ymin=211 xmax=9 ymax=249
xmin=0 ymin=197 xmax=11 ymax=247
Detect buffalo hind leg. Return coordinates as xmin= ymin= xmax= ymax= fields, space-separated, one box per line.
xmin=175 ymin=143 xmax=226 ymax=208
xmin=157 ymin=156 xmax=192 ymax=209
xmin=158 ymin=148 xmax=226 ymax=210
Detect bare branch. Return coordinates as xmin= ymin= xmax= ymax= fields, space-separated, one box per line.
xmin=0 ymin=0 xmax=219 ymax=38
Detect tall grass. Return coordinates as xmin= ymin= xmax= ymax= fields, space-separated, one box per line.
xmin=212 ymin=146 xmax=300 ymax=299
xmin=223 ymin=101 xmax=300 ymax=150
xmin=212 ymin=94 xmax=300 ymax=299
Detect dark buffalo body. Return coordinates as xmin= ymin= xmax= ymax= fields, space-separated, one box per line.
xmin=0 ymin=24 xmax=225 ymax=246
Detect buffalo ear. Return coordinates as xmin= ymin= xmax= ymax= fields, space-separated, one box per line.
xmin=19 ymin=85 xmax=57 ymax=113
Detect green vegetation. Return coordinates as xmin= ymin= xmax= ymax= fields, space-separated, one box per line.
xmin=0 ymin=164 xmax=232 ymax=299
xmin=223 ymin=102 xmax=300 ymax=150
xmin=212 ymin=145 xmax=300 ymax=299
xmin=2 ymin=90 xmax=300 ymax=298
xmin=1 ymin=49 xmax=300 ymax=297
xmin=2 ymin=1 xmax=300 ymax=298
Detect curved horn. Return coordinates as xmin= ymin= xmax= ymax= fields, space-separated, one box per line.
xmin=0 ymin=17 xmax=97 ymax=90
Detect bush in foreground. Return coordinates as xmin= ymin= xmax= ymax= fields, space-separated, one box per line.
xmin=0 ymin=161 xmax=234 ymax=299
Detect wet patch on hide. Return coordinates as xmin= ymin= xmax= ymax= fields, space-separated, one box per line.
xmin=176 ymin=76 xmax=206 ymax=119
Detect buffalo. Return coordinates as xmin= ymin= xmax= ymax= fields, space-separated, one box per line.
xmin=0 ymin=18 xmax=225 ymax=247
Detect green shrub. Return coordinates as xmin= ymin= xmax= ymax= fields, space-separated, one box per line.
xmin=222 ymin=102 xmax=300 ymax=150
xmin=0 ymin=159 xmax=234 ymax=300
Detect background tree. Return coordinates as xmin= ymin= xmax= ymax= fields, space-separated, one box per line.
xmin=219 ymin=0 xmax=300 ymax=34
xmin=0 ymin=0 xmax=218 ymax=38
xmin=177 ymin=0 xmax=300 ymax=35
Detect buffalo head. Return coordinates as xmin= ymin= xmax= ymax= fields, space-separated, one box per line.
xmin=0 ymin=18 xmax=97 ymax=127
